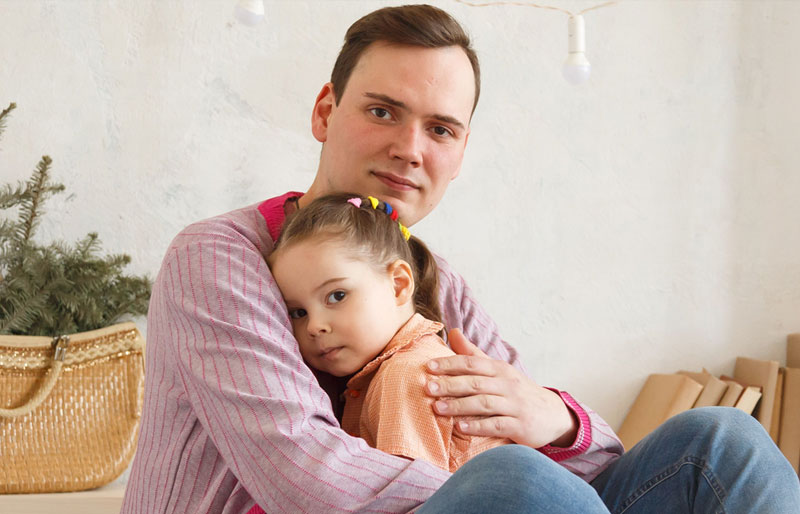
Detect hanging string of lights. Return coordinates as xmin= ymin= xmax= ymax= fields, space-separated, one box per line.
xmin=232 ymin=0 xmax=620 ymax=85
xmin=455 ymin=0 xmax=620 ymax=84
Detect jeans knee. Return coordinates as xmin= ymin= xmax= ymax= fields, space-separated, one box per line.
xmin=422 ymin=444 xmax=608 ymax=514
xmin=459 ymin=444 xmax=577 ymax=489
xmin=665 ymin=406 xmax=770 ymax=453
xmin=674 ymin=406 xmax=762 ymax=433
xmin=463 ymin=444 xmax=545 ymax=472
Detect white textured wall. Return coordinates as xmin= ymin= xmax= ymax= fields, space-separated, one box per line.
xmin=2 ymin=0 xmax=799 ymax=434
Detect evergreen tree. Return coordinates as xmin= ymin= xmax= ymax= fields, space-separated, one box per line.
xmin=0 ymin=102 xmax=151 ymax=335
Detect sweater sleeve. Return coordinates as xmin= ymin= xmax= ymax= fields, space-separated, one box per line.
xmin=122 ymin=209 xmax=451 ymax=514
xmin=434 ymin=255 xmax=623 ymax=483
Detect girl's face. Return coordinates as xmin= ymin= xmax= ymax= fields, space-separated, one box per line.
xmin=270 ymin=238 xmax=414 ymax=377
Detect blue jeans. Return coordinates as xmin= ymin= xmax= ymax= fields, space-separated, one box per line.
xmin=418 ymin=407 xmax=800 ymax=513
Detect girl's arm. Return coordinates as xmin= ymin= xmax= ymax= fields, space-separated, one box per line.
xmin=364 ymin=335 xmax=508 ymax=473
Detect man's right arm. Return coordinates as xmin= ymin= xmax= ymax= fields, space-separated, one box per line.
xmin=433 ymin=254 xmax=623 ymax=483
xmin=125 ymin=210 xmax=450 ymax=512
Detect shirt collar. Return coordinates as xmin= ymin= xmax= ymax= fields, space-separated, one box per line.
xmin=257 ymin=191 xmax=304 ymax=242
xmin=347 ymin=313 xmax=444 ymax=390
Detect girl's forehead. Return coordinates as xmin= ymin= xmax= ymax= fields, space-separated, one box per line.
xmin=274 ymin=240 xmax=391 ymax=293
xmin=272 ymin=236 xmax=369 ymax=269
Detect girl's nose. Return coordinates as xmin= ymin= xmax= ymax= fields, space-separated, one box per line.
xmin=306 ymin=313 xmax=331 ymax=336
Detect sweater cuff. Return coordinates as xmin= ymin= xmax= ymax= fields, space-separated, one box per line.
xmin=537 ymin=389 xmax=592 ymax=462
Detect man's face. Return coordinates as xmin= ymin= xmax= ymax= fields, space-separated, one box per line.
xmin=308 ymin=42 xmax=475 ymax=226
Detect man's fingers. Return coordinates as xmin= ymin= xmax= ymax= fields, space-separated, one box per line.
xmin=456 ymin=416 xmax=518 ymax=439
xmin=432 ymin=393 xmax=515 ymax=417
xmin=426 ymin=353 xmax=499 ymax=376
xmin=447 ymin=328 xmax=489 ymax=358
xmin=426 ymin=374 xmax=507 ymax=397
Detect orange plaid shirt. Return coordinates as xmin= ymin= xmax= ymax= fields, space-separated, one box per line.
xmin=341 ymin=314 xmax=510 ymax=472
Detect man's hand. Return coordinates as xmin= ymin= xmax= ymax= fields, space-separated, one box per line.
xmin=425 ymin=328 xmax=578 ymax=449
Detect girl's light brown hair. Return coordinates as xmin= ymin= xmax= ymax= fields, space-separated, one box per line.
xmin=269 ymin=192 xmax=443 ymax=328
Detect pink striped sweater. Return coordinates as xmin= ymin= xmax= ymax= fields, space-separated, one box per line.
xmin=121 ymin=193 xmax=623 ymax=514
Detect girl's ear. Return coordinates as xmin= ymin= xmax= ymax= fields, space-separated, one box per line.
xmin=387 ymin=260 xmax=415 ymax=306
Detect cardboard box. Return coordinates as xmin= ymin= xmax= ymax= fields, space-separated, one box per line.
xmin=734 ymin=357 xmax=780 ymax=433
xmin=788 ymin=334 xmax=800 ymax=368
xmin=618 ymin=374 xmax=703 ymax=450
xmin=769 ymin=368 xmax=785 ymax=443
xmin=694 ymin=375 xmax=729 ymax=408
xmin=678 ymin=370 xmax=709 ymax=385
xmin=778 ymin=368 xmax=800 ymax=473
xmin=734 ymin=386 xmax=762 ymax=415
xmin=718 ymin=379 xmax=744 ymax=407
xmin=677 ymin=369 xmax=730 ymax=408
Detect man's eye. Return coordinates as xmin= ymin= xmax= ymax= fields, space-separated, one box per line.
xmin=326 ymin=291 xmax=346 ymax=304
xmin=289 ymin=308 xmax=307 ymax=319
xmin=432 ymin=126 xmax=452 ymax=137
xmin=370 ymin=107 xmax=391 ymax=120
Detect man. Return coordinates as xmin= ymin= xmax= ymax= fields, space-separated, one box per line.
xmin=122 ymin=5 xmax=799 ymax=514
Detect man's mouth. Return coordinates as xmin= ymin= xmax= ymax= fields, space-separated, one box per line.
xmin=371 ymin=171 xmax=419 ymax=192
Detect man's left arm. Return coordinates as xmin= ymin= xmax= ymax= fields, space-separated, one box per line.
xmin=430 ymin=255 xmax=623 ymax=482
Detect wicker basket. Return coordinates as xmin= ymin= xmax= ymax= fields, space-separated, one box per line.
xmin=0 ymin=322 xmax=144 ymax=494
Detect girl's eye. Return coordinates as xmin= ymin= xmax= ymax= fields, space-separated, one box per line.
xmin=370 ymin=107 xmax=391 ymax=120
xmin=326 ymin=291 xmax=346 ymax=304
xmin=289 ymin=308 xmax=307 ymax=319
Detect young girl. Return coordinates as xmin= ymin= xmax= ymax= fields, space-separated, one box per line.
xmin=268 ymin=192 xmax=509 ymax=472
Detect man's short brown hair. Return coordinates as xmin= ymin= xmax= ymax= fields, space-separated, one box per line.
xmin=330 ymin=4 xmax=480 ymax=114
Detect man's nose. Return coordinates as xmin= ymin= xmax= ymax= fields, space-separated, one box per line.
xmin=389 ymin=123 xmax=423 ymax=167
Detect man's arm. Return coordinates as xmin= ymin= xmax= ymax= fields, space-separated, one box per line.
xmin=430 ymin=254 xmax=623 ymax=482
xmin=128 ymin=210 xmax=451 ymax=512
xmin=427 ymin=329 xmax=578 ymax=448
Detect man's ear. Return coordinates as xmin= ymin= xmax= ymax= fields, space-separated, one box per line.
xmin=311 ymin=82 xmax=336 ymax=143
xmin=387 ymin=259 xmax=415 ymax=306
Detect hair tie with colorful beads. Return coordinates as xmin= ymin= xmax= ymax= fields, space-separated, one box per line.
xmin=349 ymin=196 xmax=411 ymax=241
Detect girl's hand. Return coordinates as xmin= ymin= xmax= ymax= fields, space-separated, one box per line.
xmin=425 ymin=328 xmax=578 ymax=449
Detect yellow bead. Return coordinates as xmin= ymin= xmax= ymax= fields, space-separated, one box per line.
xmin=399 ymin=224 xmax=411 ymax=241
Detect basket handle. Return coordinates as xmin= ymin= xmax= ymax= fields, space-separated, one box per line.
xmin=0 ymin=335 xmax=70 ymax=419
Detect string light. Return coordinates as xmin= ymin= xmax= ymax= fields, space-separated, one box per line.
xmin=234 ymin=0 xmax=265 ymax=26
xmin=454 ymin=0 xmax=619 ymax=85
xmin=563 ymin=14 xmax=590 ymax=84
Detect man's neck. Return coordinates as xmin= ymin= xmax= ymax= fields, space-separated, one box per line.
xmin=298 ymin=177 xmax=326 ymax=210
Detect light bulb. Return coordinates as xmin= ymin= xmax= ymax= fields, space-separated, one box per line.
xmin=235 ymin=0 xmax=265 ymax=26
xmin=562 ymin=53 xmax=591 ymax=85
xmin=562 ymin=14 xmax=591 ymax=85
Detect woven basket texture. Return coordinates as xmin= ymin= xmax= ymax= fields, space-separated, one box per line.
xmin=0 ymin=322 xmax=144 ymax=494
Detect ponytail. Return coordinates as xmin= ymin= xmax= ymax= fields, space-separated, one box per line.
xmin=408 ymin=236 xmax=444 ymax=337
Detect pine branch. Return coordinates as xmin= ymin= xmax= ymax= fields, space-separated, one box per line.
xmin=0 ymin=101 xmax=151 ymax=335
xmin=0 ymin=102 xmax=16 ymax=142
xmin=0 ymin=181 xmax=29 ymax=210
xmin=0 ymin=278 xmax=49 ymax=333
xmin=18 ymin=155 xmax=57 ymax=245
xmin=0 ymin=219 xmax=14 ymax=242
